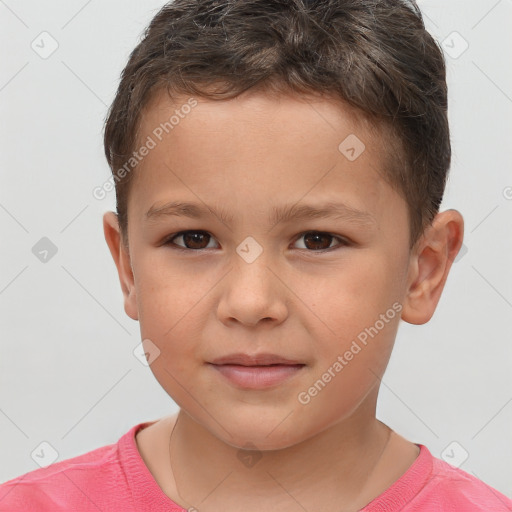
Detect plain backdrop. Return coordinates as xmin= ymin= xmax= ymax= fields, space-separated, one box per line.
xmin=1 ymin=0 xmax=511 ymax=499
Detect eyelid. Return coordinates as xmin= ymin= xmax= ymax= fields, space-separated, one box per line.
xmin=162 ymin=230 xmax=351 ymax=253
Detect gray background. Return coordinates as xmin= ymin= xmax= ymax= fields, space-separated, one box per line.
xmin=1 ymin=0 xmax=511 ymax=500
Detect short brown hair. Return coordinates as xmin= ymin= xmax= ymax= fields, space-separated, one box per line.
xmin=103 ymin=0 xmax=450 ymax=250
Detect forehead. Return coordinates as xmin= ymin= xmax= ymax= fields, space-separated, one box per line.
xmin=130 ymin=87 xmax=403 ymax=231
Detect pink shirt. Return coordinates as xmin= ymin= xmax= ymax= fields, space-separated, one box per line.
xmin=1 ymin=421 xmax=511 ymax=511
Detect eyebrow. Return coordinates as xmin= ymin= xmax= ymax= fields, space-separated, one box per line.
xmin=144 ymin=200 xmax=376 ymax=228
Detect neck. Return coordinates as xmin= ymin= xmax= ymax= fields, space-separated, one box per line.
xmin=167 ymin=397 xmax=394 ymax=511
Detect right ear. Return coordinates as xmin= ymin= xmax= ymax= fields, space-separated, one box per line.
xmin=103 ymin=211 xmax=138 ymax=321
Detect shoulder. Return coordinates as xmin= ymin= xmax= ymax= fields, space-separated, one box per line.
xmin=364 ymin=444 xmax=512 ymax=511
xmin=418 ymin=449 xmax=512 ymax=510
xmin=0 ymin=423 xmax=148 ymax=511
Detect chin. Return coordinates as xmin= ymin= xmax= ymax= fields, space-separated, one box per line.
xmin=204 ymin=410 xmax=313 ymax=452
xmin=226 ymin=430 xmax=304 ymax=452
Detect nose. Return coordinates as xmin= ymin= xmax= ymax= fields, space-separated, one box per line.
xmin=216 ymin=249 xmax=289 ymax=328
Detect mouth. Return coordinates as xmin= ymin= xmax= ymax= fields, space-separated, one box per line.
xmin=208 ymin=353 xmax=306 ymax=389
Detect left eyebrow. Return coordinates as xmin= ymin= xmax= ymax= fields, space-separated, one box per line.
xmin=144 ymin=200 xmax=377 ymax=229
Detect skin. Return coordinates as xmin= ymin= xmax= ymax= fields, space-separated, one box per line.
xmin=103 ymin=88 xmax=464 ymax=511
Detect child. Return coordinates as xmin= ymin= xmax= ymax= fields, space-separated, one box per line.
xmin=1 ymin=0 xmax=511 ymax=510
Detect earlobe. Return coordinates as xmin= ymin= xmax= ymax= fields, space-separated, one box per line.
xmin=401 ymin=209 xmax=464 ymax=325
xmin=102 ymin=211 xmax=139 ymax=321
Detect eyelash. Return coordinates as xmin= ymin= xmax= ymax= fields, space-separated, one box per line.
xmin=161 ymin=230 xmax=351 ymax=254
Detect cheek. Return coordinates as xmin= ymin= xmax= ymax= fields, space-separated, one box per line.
xmin=295 ymin=306 xmax=399 ymax=428
xmin=134 ymin=251 xmax=210 ymax=328
xmin=137 ymin=288 xmax=207 ymax=407
xmin=292 ymin=251 xmax=402 ymax=346
xmin=134 ymin=268 xmax=204 ymax=370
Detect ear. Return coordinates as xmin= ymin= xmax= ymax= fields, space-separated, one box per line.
xmin=103 ymin=211 xmax=138 ymax=321
xmin=401 ymin=209 xmax=464 ymax=325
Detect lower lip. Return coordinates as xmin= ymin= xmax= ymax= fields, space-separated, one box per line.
xmin=209 ymin=363 xmax=305 ymax=389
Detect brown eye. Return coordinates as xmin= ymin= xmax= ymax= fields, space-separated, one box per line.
xmin=166 ymin=231 xmax=217 ymax=250
xmin=294 ymin=231 xmax=346 ymax=251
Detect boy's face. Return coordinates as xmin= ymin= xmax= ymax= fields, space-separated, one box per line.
xmin=107 ymin=89 xmax=418 ymax=449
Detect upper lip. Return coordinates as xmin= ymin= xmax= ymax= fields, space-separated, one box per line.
xmin=209 ymin=353 xmax=304 ymax=366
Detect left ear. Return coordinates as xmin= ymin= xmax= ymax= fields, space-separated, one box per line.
xmin=401 ymin=209 xmax=464 ymax=325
